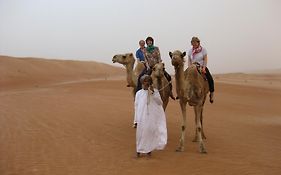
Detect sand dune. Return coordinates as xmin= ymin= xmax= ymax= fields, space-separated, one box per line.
xmin=214 ymin=72 xmax=281 ymax=89
xmin=0 ymin=56 xmax=280 ymax=175
xmin=0 ymin=55 xmax=125 ymax=90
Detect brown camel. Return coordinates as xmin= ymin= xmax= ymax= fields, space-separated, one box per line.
xmin=150 ymin=62 xmax=171 ymax=110
xmin=169 ymin=50 xmax=209 ymax=153
xmin=112 ymin=53 xmax=172 ymax=111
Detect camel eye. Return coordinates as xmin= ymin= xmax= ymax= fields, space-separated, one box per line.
xmin=122 ymin=56 xmax=126 ymax=59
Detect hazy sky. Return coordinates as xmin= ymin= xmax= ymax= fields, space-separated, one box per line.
xmin=1 ymin=0 xmax=280 ymax=73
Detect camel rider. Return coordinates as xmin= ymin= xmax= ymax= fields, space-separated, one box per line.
xmin=187 ymin=36 xmax=214 ymax=103
xmin=136 ymin=40 xmax=146 ymax=62
xmin=136 ymin=36 xmax=176 ymax=100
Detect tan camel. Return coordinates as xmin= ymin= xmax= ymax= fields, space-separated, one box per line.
xmin=112 ymin=53 xmax=144 ymax=94
xmin=112 ymin=53 xmax=172 ymax=110
xmin=169 ymin=50 xmax=209 ymax=153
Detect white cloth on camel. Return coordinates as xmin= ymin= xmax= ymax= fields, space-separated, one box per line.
xmin=134 ymin=89 xmax=167 ymax=153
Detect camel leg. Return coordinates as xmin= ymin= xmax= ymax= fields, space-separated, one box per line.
xmin=192 ymin=106 xmax=206 ymax=141
xmin=192 ymin=107 xmax=199 ymax=142
xmin=176 ymin=101 xmax=187 ymax=152
xmin=201 ymin=108 xmax=207 ymax=140
xmin=194 ymin=105 xmax=207 ymax=153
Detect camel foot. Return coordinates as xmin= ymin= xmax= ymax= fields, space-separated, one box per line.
xmin=200 ymin=150 xmax=208 ymax=154
xmin=199 ymin=143 xmax=207 ymax=154
xmin=192 ymin=138 xmax=199 ymax=142
xmin=175 ymin=147 xmax=184 ymax=152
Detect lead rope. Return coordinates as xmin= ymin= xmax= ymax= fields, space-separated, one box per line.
xmin=158 ymin=81 xmax=172 ymax=92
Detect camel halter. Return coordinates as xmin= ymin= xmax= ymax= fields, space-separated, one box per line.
xmin=158 ymin=81 xmax=172 ymax=92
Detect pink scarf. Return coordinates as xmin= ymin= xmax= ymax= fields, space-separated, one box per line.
xmin=192 ymin=46 xmax=202 ymax=56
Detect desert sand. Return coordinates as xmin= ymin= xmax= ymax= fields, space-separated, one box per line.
xmin=0 ymin=55 xmax=280 ymax=175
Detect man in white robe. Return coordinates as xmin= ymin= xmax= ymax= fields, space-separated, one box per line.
xmin=134 ymin=75 xmax=167 ymax=157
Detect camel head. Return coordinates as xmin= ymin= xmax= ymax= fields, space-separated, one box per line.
xmin=112 ymin=53 xmax=135 ymax=66
xmin=169 ymin=50 xmax=186 ymax=68
xmin=151 ymin=63 xmax=165 ymax=78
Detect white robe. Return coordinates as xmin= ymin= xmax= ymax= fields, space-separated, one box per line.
xmin=134 ymin=89 xmax=167 ymax=153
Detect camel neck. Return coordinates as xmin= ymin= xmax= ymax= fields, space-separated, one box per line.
xmin=156 ymin=77 xmax=164 ymax=96
xmin=174 ymin=64 xmax=185 ymax=96
xmin=125 ymin=62 xmax=135 ymax=87
xmin=175 ymin=64 xmax=184 ymax=80
xmin=125 ymin=63 xmax=134 ymax=72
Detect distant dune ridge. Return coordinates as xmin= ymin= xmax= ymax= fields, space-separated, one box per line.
xmin=214 ymin=71 xmax=281 ymax=89
xmin=0 ymin=55 xmax=125 ymax=89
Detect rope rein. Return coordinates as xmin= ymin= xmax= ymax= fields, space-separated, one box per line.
xmin=157 ymin=81 xmax=171 ymax=92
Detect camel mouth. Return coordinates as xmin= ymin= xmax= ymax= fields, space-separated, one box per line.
xmin=112 ymin=60 xmax=116 ymax=63
xmin=171 ymin=61 xmax=179 ymax=67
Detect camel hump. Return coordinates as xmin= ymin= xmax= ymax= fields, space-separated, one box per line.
xmin=189 ymin=63 xmax=207 ymax=81
xmin=134 ymin=61 xmax=145 ymax=76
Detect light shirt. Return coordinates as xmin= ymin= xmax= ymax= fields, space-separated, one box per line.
xmin=188 ymin=47 xmax=207 ymax=67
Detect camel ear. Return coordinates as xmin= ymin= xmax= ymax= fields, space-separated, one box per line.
xmin=182 ymin=52 xmax=186 ymax=58
xmin=169 ymin=52 xmax=173 ymax=58
xmin=129 ymin=53 xmax=133 ymax=57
